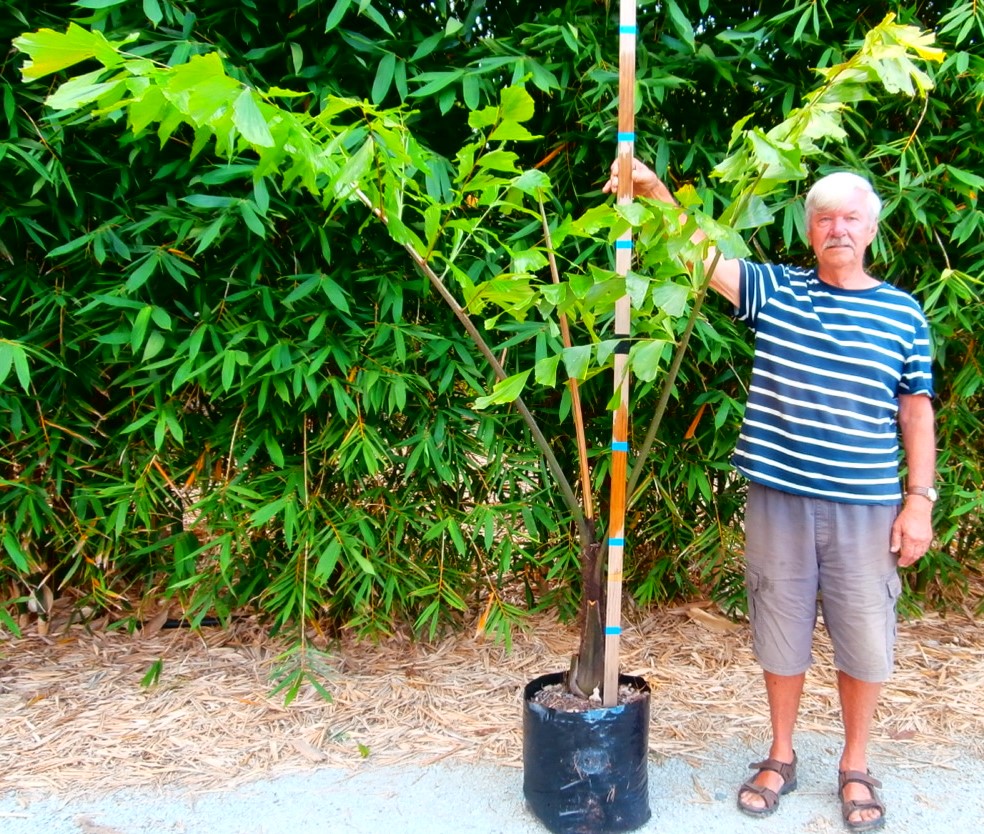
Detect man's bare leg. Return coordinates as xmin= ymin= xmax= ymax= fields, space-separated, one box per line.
xmin=838 ymin=671 xmax=884 ymax=826
xmin=738 ymin=671 xmax=804 ymax=811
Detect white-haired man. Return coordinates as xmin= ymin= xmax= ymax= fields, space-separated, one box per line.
xmin=605 ymin=161 xmax=936 ymax=832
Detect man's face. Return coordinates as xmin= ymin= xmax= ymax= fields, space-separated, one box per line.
xmin=806 ymin=188 xmax=878 ymax=272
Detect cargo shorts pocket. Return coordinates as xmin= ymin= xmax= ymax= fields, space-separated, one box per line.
xmin=744 ymin=568 xmax=761 ymax=623
xmin=886 ymin=572 xmax=902 ymax=641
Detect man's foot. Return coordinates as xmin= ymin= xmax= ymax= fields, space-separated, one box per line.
xmin=737 ymin=753 xmax=798 ymax=818
xmin=838 ymin=770 xmax=885 ymax=831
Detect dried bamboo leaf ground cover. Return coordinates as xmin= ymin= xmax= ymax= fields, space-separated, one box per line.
xmin=1 ymin=605 xmax=982 ymax=801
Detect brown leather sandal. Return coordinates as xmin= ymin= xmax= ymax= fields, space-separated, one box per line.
xmin=838 ymin=770 xmax=886 ymax=832
xmin=736 ymin=752 xmax=798 ymax=818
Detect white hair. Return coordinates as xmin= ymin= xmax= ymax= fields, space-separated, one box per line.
xmin=805 ymin=172 xmax=881 ymax=227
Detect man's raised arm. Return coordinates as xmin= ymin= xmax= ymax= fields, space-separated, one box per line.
xmin=602 ymin=158 xmax=742 ymax=307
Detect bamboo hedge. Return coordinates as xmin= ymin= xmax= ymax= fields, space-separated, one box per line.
xmin=1 ymin=1 xmax=982 ymax=645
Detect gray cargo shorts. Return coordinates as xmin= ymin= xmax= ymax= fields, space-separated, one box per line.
xmin=744 ymin=482 xmax=903 ymax=683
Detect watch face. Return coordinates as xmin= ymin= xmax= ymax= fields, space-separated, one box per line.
xmin=927 ymin=487 xmax=939 ymax=502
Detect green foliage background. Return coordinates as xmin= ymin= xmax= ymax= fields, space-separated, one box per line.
xmin=2 ymin=0 xmax=982 ymax=641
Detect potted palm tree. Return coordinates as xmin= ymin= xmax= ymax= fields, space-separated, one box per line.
xmin=13 ymin=14 xmax=941 ymax=833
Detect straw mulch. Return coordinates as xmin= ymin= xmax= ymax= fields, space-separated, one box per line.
xmin=1 ymin=601 xmax=982 ymax=800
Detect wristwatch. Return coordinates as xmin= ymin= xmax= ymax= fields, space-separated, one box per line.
xmin=907 ymin=485 xmax=938 ymax=502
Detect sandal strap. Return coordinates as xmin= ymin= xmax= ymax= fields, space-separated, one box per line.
xmin=839 ymin=770 xmax=883 ymax=791
xmin=738 ymin=781 xmax=778 ymax=809
xmin=839 ymin=769 xmax=886 ymax=824
xmin=748 ymin=755 xmax=797 ymax=783
xmin=843 ymin=798 xmax=885 ymax=813
xmin=738 ymin=752 xmax=797 ymax=816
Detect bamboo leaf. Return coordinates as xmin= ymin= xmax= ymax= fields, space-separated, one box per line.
xmin=284 ymin=274 xmax=321 ymax=305
xmin=194 ymin=216 xmax=226 ymax=254
xmin=47 ymin=231 xmax=96 ymax=258
xmin=410 ymin=32 xmax=446 ymax=62
xmin=477 ymin=149 xmax=520 ymax=173
xmin=499 ymin=86 xmax=535 ymax=123
xmin=3 ymin=532 xmax=31 ymax=573
xmin=140 ymin=658 xmax=164 ymax=687
xmin=625 ymin=270 xmax=651 ymax=309
xmin=11 ymin=345 xmax=31 ymax=393
xmin=665 ymin=0 xmax=696 ymax=52
xmin=422 ymin=518 xmax=450 ymax=542
xmin=468 ymin=104 xmax=498 ymax=130
xmin=150 ymin=306 xmax=172 ymax=330
xmin=289 ymin=42 xmax=303 ymax=76
xmin=251 ymin=497 xmax=290 ymax=527
xmin=128 ymin=83 xmax=168 ymax=134
xmin=473 ymin=370 xmax=530 ymax=409
xmin=233 ymin=88 xmax=275 ymax=147
xmin=351 ymin=552 xmax=378 ymax=576
xmin=238 ymin=200 xmax=267 ymax=236
xmin=13 ymin=23 xmax=131 ymax=80
xmin=182 ymin=194 xmax=238 ymax=209
xmin=371 ymin=53 xmax=396 ymax=105
xmin=360 ymin=2 xmax=395 ymax=37
xmin=0 ymin=344 xmax=12 ymax=388
xmin=252 ymin=178 xmax=270 ymax=214
xmin=164 ymin=404 xmax=184 ymax=445
xmin=409 ymin=71 xmax=462 ymax=98
xmin=0 ymin=607 xmax=22 ymax=639
xmin=143 ymin=0 xmax=163 ymax=25
xmin=511 ymin=169 xmax=550 ymax=194
xmin=630 ymin=339 xmax=671 ymax=383
xmin=46 ymin=70 xmax=123 ymax=111
xmin=321 ymin=277 xmax=351 ymax=313
xmin=324 ymin=0 xmax=353 ymax=33
xmin=142 ymin=331 xmax=165 ymax=361
xmin=264 ymin=433 xmax=285 ymax=467
xmin=534 ymin=354 xmax=561 ymax=387
xmin=462 ymin=74 xmax=480 ymax=111
xmin=125 ymin=253 xmax=159 ymax=293
xmin=130 ymin=305 xmax=153 ymax=353
xmin=489 ymin=120 xmax=537 ymax=142
xmin=562 ymin=344 xmax=591 ymax=380
xmin=221 ymin=351 xmax=237 ymax=391
xmin=651 ymin=281 xmax=689 ymax=317
xmin=331 ymin=138 xmax=373 ymax=197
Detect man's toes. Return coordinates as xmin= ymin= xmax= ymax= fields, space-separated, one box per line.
xmin=738 ymin=791 xmax=767 ymax=811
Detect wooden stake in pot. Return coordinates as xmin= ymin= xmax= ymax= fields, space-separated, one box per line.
xmin=603 ymin=0 xmax=637 ymax=707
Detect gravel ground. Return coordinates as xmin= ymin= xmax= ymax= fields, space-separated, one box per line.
xmin=2 ymin=731 xmax=980 ymax=834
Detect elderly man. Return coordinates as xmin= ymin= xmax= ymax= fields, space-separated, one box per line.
xmin=605 ymin=160 xmax=936 ymax=832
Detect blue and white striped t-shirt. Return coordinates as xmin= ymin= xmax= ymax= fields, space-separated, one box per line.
xmin=732 ymin=260 xmax=934 ymax=505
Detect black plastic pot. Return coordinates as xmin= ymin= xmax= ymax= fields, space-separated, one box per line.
xmin=522 ymin=671 xmax=652 ymax=834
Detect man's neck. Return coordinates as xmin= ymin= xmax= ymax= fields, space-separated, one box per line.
xmin=816 ymin=265 xmax=879 ymax=290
